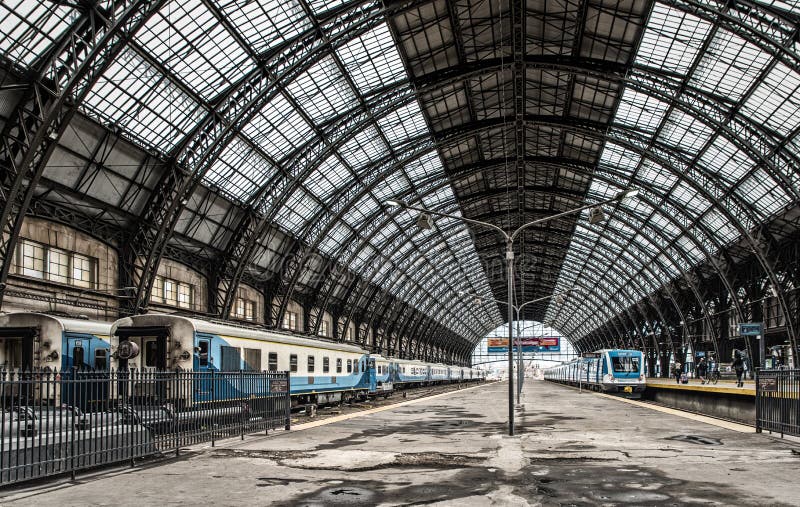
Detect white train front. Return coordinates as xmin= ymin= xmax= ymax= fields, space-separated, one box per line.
xmin=544 ymin=349 xmax=646 ymax=398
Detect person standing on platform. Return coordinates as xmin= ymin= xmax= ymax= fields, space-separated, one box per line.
xmin=673 ymin=362 xmax=682 ymax=384
xmin=732 ymin=351 xmax=745 ymax=388
xmin=696 ymin=357 xmax=708 ymax=384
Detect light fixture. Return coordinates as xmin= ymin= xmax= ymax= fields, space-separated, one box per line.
xmin=384 ymin=198 xmax=408 ymax=208
xmin=416 ymin=212 xmax=434 ymax=230
xmin=588 ymin=207 xmax=605 ymax=225
xmin=616 ymin=188 xmax=640 ymax=200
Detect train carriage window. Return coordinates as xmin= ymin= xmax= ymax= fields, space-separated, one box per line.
xmin=336 ymin=358 xmax=342 ymax=373
xmin=221 ymin=346 xmax=241 ymax=371
xmin=94 ymin=349 xmax=108 ymax=370
xmin=289 ymin=354 xmax=298 ymax=373
xmin=198 ymin=340 xmax=209 ymax=367
xmin=144 ymin=341 xmax=158 ymax=368
xmin=307 ymin=355 xmax=315 ymax=373
xmin=268 ymin=352 xmax=278 ymax=372
xmin=323 ymin=357 xmax=330 ymax=373
xmin=244 ymin=348 xmax=261 ymax=371
xmin=347 ymin=359 xmax=352 ymax=373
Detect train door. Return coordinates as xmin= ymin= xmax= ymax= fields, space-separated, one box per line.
xmin=114 ymin=326 xmax=169 ymax=401
xmin=366 ymin=358 xmax=377 ymax=393
xmin=0 ymin=327 xmax=35 ymax=371
xmin=193 ymin=334 xmax=213 ymax=402
xmin=64 ymin=333 xmax=110 ymax=370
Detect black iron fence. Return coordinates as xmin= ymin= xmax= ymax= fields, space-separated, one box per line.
xmin=755 ymin=368 xmax=799 ymax=437
xmin=0 ymin=369 xmax=291 ymax=485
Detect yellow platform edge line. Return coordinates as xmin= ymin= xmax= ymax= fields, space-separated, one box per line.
xmin=646 ymin=383 xmax=756 ymax=396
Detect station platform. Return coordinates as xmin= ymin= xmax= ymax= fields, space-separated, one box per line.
xmin=2 ymin=380 xmax=799 ymax=506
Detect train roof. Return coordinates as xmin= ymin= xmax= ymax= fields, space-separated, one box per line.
xmin=111 ymin=314 xmax=369 ymax=355
xmin=0 ymin=312 xmax=111 ymax=335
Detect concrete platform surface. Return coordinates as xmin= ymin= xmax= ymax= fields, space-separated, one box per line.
xmin=3 ymin=381 xmax=800 ymax=506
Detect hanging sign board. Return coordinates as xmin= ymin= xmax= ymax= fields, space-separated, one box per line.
xmin=739 ymin=323 xmax=763 ymax=336
xmin=487 ymin=337 xmax=561 ymax=353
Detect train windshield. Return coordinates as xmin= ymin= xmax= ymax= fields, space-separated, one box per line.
xmin=611 ymin=356 xmax=640 ymax=373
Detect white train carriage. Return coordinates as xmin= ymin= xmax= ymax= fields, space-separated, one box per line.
xmin=0 ymin=313 xmax=111 ymax=372
xmin=544 ymin=349 xmax=646 ymax=398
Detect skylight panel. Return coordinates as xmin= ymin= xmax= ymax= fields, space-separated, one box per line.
xmin=599 ymin=142 xmax=642 ymax=174
xmin=638 ymin=160 xmax=677 ymax=191
xmin=658 ymin=110 xmax=714 ymax=156
xmin=244 ymin=93 xmax=314 ymax=162
xmin=690 ymin=30 xmax=771 ymax=101
xmin=275 ymin=188 xmax=319 ymax=231
xmin=404 ymin=152 xmax=442 ymax=183
xmin=306 ymin=0 xmax=350 ymax=15
xmin=0 ymin=0 xmax=75 ymax=68
xmin=318 ymin=222 xmax=351 ymax=255
xmin=206 ymin=135 xmax=276 ymax=202
xmin=286 ymin=55 xmax=358 ymax=124
xmin=698 ymin=136 xmax=755 ymax=183
xmin=336 ymin=23 xmax=405 ymax=95
xmin=377 ymin=101 xmax=429 ymax=147
xmin=671 ymin=180 xmax=711 ymax=216
xmin=736 ymin=168 xmax=792 ymax=218
xmin=372 ymin=168 xmax=411 ymax=205
xmin=212 ymin=0 xmax=310 ymax=55
xmin=342 ymin=194 xmax=377 ymax=228
xmin=83 ymin=49 xmax=205 ymax=152
xmin=741 ymin=61 xmax=800 ymax=137
xmin=635 ymin=4 xmax=710 ymax=75
xmin=339 ymin=126 xmax=389 ymax=171
xmin=614 ymin=88 xmax=669 ymax=134
xmin=137 ymin=0 xmax=253 ymax=100
xmin=305 ymin=155 xmax=349 ymax=201
xmin=701 ymin=208 xmax=738 ymax=244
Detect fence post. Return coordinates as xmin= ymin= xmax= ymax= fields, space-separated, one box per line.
xmin=211 ymin=370 xmax=216 ymax=448
xmin=240 ymin=370 xmax=245 ymax=441
xmin=285 ymin=371 xmax=291 ymax=431
xmin=755 ymin=369 xmax=761 ymax=433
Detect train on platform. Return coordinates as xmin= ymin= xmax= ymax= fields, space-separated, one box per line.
xmin=543 ymin=349 xmax=646 ymax=398
xmin=0 ymin=312 xmax=485 ymax=410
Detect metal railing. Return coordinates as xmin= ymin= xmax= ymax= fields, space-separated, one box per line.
xmin=0 ymin=369 xmax=291 ymax=485
xmin=755 ymin=368 xmax=799 ymax=437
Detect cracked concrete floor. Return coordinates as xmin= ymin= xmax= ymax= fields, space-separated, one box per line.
xmin=2 ymin=381 xmax=799 ymax=506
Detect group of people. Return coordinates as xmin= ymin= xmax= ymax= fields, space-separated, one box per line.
xmin=672 ymin=352 xmax=746 ymax=387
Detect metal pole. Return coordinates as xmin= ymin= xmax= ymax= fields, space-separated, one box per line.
xmin=516 ymin=318 xmax=522 ymax=405
xmin=506 ymin=241 xmax=515 ymax=436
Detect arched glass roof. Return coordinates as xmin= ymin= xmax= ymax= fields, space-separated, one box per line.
xmin=1 ymin=0 xmax=798 ymax=354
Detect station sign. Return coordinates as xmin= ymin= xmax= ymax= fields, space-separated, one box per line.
xmin=739 ymin=323 xmax=763 ymax=336
xmin=487 ymin=336 xmax=561 ymax=353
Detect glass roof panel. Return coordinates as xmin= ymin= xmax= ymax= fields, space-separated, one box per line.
xmin=741 ymin=61 xmax=800 ymax=137
xmin=305 ymin=154 xmax=350 ymax=201
xmin=339 ymin=126 xmax=390 ymax=172
xmin=698 ymin=136 xmax=755 ymax=184
xmin=286 ymin=54 xmax=358 ymax=124
xmin=336 ymin=23 xmax=405 ymax=95
xmin=0 ymin=0 xmax=76 ymax=68
xmin=205 ymin=135 xmax=276 ymax=201
xmin=736 ymin=168 xmax=793 ymax=218
xmin=638 ymin=159 xmax=677 ymax=191
xmin=137 ymin=0 xmax=253 ymax=100
xmin=83 ymin=49 xmax=205 ymax=151
xmin=275 ymin=188 xmax=320 ymax=232
xmin=211 ymin=0 xmax=310 ymax=55
xmin=377 ymin=101 xmax=429 ymax=147
xmin=634 ymin=4 xmax=710 ymax=75
xmin=614 ymin=88 xmax=669 ymax=134
xmin=599 ymin=142 xmax=642 ymax=175
xmin=689 ymin=29 xmax=771 ymax=101
xmin=658 ymin=110 xmax=714 ymax=156
xmin=244 ymin=92 xmax=315 ymax=162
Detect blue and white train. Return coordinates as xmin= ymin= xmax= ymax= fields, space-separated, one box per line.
xmin=544 ymin=349 xmax=646 ymax=398
xmin=109 ymin=314 xmax=484 ymax=408
xmin=0 ymin=312 xmax=111 ymax=371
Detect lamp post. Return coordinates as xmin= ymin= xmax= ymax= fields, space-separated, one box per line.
xmin=386 ymin=188 xmax=638 ymax=436
xmin=458 ymin=290 xmax=573 ymax=404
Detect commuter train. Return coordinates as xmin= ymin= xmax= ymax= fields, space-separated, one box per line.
xmin=109 ymin=314 xmax=484 ymax=408
xmin=543 ymin=349 xmax=646 ymax=398
xmin=0 ymin=312 xmax=111 ymax=371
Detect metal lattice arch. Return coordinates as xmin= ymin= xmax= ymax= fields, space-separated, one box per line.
xmin=0 ymin=0 xmax=798 ymax=367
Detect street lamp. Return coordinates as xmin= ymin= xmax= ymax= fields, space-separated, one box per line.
xmin=458 ymin=289 xmax=575 ymax=404
xmin=386 ymin=188 xmax=638 ymax=436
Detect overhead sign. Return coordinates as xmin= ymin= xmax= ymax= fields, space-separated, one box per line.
xmin=739 ymin=323 xmax=763 ymax=336
xmin=487 ymin=337 xmax=561 ymax=353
